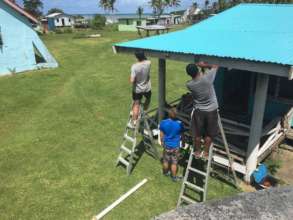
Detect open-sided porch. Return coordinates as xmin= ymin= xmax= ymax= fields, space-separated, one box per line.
xmin=113 ymin=4 xmax=293 ymax=181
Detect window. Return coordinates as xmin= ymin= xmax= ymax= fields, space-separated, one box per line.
xmin=33 ymin=43 xmax=46 ymax=64
xmin=56 ymin=18 xmax=59 ymax=22
xmin=126 ymin=19 xmax=130 ymax=25
xmin=69 ymin=18 xmax=71 ymax=22
xmin=268 ymin=75 xmax=293 ymax=101
xmin=137 ymin=20 xmax=142 ymax=26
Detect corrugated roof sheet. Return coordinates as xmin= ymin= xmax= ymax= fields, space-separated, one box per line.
xmin=115 ymin=4 xmax=293 ymax=66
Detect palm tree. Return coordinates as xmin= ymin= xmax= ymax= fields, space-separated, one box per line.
xmin=149 ymin=0 xmax=181 ymax=18
xmin=99 ymin=0 xmax=116 ymax=11
xmin=99 ymin=0 xmax=180 ymax=15
xmin=137 ymin=6 xmax=144 ymax=20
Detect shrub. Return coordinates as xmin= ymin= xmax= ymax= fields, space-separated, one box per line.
xmin=91 ymin=14 xmax=106 ymax=30
xmin=104 ymin=23 xmax=118 ymax=32
xmin=63 ymin=27 xmax=73 ymax=33
xmin=54 ymin=27 xmax=73 ymax=34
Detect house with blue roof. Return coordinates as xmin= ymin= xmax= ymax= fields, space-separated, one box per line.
xmin=114 ymin=4 xmax=293 ymax=182
xmin=0 ymin=0 xmax=58 ymax=76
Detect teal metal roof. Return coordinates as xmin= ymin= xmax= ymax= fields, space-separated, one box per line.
xmin=115 ymin=4 xmax=293 ymax=65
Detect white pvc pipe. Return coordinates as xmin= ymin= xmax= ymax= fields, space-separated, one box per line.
xmin=92 ymin=179 xmax=148 ymax=220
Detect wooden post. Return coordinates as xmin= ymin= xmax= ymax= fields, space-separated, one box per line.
xmin=158 ymin=58 xmax=166 ymax=122
xmin=245 ymin=73 xmax=269 ymax=182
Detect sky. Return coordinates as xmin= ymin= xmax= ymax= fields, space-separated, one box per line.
xmin=16 ymin=0 xmax=207 ymax=14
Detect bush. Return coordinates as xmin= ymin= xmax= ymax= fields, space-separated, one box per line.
xmin=104 ymin=23 xmax=118 ymax=32
xmin=63 ymin=27 xmax=73 ymax=33
xmin=91 ymin=14 xmax=106 ymax=30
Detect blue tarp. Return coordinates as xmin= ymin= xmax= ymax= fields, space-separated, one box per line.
xmin=253 ymin=164 xmax=268 ymax=184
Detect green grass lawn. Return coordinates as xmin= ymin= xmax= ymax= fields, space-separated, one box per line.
xmin=0 ymin=30 xmax=239 ymax=220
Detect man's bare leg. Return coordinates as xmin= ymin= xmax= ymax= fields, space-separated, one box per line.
xmin=194 ymin=136 xmax=202 ymax=158
xmin=163 ymin=162 xmax=169 ymax=175
xmin=203 ymin=136 xmax=212 ymax=158
xmin=132 ymin=101 xmax=140 ymax=123
xmin=171 ymin=163 xmax=177 ymax=177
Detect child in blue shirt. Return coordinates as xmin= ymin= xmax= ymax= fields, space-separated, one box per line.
xmin=159 ymin=108 xmax=184 ymax=181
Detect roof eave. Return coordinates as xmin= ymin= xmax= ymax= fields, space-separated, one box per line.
xmin=114 ymin=45 xmax=293 ymax=79
xmin=4 ymin=0 xmax=38 ymax=24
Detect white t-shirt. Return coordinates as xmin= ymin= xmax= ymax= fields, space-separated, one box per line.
xmin=131 ymin=60 xmax=151 ymax=93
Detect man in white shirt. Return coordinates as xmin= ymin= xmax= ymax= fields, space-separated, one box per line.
xmin=130 ymin=51 xmax=152 ymax=126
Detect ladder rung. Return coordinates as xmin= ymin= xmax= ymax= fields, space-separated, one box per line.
xmin=143 ymin=129 xmax=151 ymax=136
xmin=180 ymin=195 xmax=196 ymax=204
xmin=118 ymin=157 xmax=129 ymax=166
xmin=124 ymin=134 xmax=135 ymax=143
xmin=184 ymin=181 xmax=204 ymax=192
xmin=120 ymin=145 xmax=132 ymax=154
xmin=126 ymin=125 xmax=135 ymax=130
xmin=188 ymin=167 xmax=207 ymax=177
xmin=143 ymin=141 xmax=152 ymax=146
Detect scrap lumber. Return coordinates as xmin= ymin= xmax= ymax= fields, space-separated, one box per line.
xmin=92 ymin=179 xmax=148 ymax=220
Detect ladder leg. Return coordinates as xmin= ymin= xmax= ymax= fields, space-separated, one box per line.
xmin=177 ymin=147 xmax=194 ymax=207
xmin=143 ymin=116 xmax=160 ymax=159
xmin=217 ymin=112 xmax=238 ymax=187
xmin=203 ymin=144 xmax=213 ymax=202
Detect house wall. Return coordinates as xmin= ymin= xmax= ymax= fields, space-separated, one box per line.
xmin=0 ymin=1 xmax=58 ymax=76
xmin=54 ymin=16 xmax=74 ymax=27
xmin=118 ymin=19 xmax=146 ymax=32
xmin=47 ymin=18 xmax=55 ymax=30
xmin=214 ymin=69 xmax=292 ymax=122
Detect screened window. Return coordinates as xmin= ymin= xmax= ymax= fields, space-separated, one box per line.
xmin=268 ymin=76 xmax=293 ymax=101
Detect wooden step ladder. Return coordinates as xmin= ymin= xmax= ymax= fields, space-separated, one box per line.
xmin=177 ymin=111 xmax=238 ymax=206
xmin=116 ymin=104 xmax=159 ymax=175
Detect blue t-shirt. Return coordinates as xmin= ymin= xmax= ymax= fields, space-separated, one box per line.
xmin=159 ymin=119 xmax=184 ymax=149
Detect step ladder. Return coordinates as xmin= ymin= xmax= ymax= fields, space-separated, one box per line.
xmin=177 ymin=111 xmax=238 ymax=206
xmin=116 ymin=105 xmax=159 ymax=175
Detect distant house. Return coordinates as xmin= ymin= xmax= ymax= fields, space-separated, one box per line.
xmin=147 ymin=14 xmax=183 ymax=26
xmin=183 ymin=5 xmax=202 ymax=23
xmin=45 ymin=13 xmax=75 ymax=31
xmin=118 ymin=17 xmax=147 ymax=32
xmin=0 ymin=0 xmax=58 ymax=76
xmin=74 ymin=16 xmax=89 ymax=28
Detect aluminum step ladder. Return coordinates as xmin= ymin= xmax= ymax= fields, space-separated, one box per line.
xmin=116 ymin=105 xmax=159 ymax=175
xmin=177 ymin=111 xmax=238 ymax=206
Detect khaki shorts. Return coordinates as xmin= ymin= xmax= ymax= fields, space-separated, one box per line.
xmin=163 ymin=149 xmax=179 ymax=165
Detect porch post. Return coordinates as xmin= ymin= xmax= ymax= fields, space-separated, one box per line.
xmin=245 ymin=73 xmax=269 ymax=182
xmin=158 ymin=58 xmax=166 ymax=122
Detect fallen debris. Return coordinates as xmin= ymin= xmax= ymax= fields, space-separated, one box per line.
xmin=92 ymin=179 xmax=148 ymax=220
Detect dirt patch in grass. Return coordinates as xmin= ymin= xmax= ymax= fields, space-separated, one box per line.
xmin=275 ymin=147 xmax=293 ymax=185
